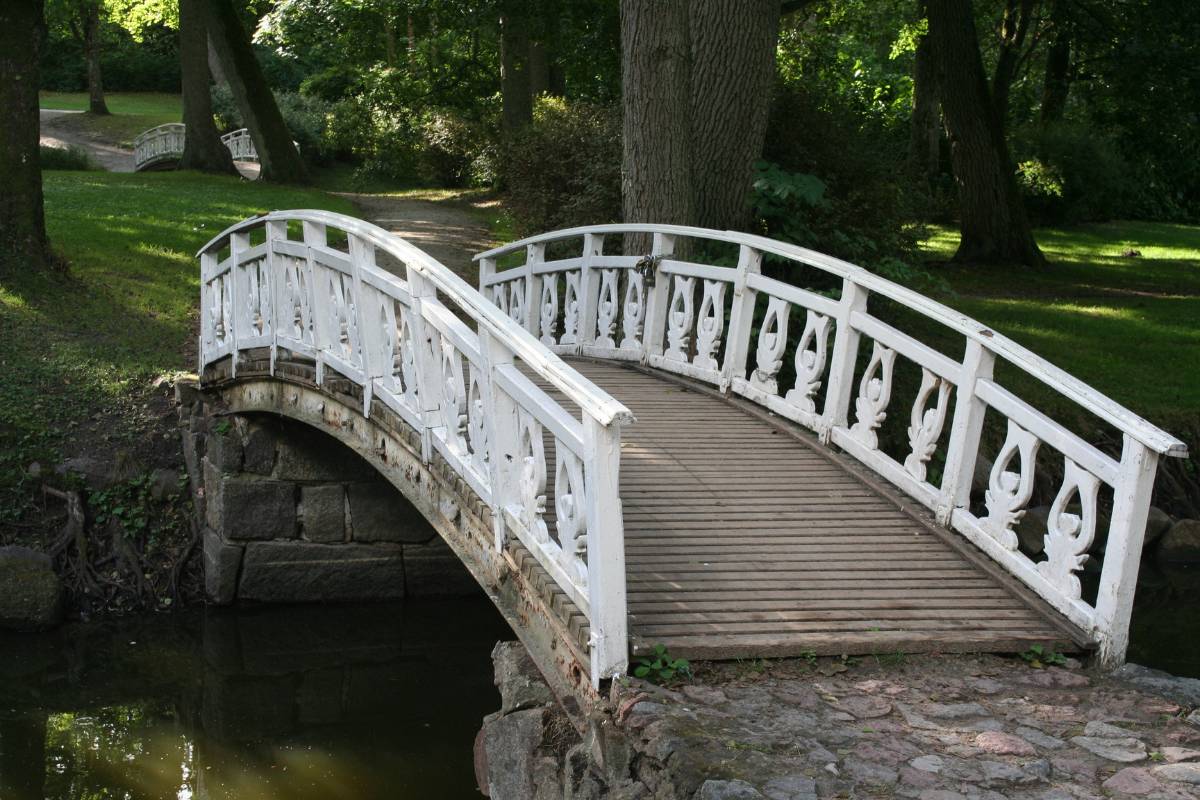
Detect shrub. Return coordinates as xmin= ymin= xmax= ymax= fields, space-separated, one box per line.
xmin=40 ymin=145 xmax=96 ymax=171
xmin=504 ymin=97 xmax=621 ymax=236
xmin=1012 ymin=122 xmax=1137 ymax=224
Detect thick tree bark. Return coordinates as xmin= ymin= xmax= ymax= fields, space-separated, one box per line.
xmin=927 ymin=0 xmax=1043 ymax=266
xmin=1039 ymin=0 xmax=1070 ymax=127
xmin=0 ymin=0 xmax=54 ymax=275
xmin=689 ymin=0 xmax=781 ymax=232
xmin=991 ymin=0 xmax=1036 ymax=125
xmin=179 ymin=0 xmax=235 ymax=174
xmin=500 ymin=0 xmax=533 ymax=137
xmin=620 ymin=0 xmax=693 ymax=251
xmin=84 ymin=1 xmax=109 ymax=115
xmin=910 ymin=0 xmax=941 ymax=184
xmin=529 ymin=39 xmax=549 ymax=98
xmin=204 ymin=0 xmax=308 ymax=183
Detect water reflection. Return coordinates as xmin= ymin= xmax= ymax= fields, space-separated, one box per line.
xmin=0 ymin=598 xmax=511 ymax=799
xmin=1127 ymin=562 xmax=1200 ymax=679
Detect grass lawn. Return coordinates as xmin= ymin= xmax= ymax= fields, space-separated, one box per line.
xmin=0 ymin=170 xmax=354 ymax=526
xmin=917 ymin=221 xmax=1200 ymax=440
xmin=40 ymin=92 xmax=182 ymax=147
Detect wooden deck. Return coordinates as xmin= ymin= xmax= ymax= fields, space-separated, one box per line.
xmin=540 ymin=359 xmax=1082 ymax=661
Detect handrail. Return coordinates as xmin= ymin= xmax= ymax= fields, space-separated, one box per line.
xmin=196 ymin=210 xmax=631 ymax=685
xmin=476 ymin=222 xmax=1187 ymax=667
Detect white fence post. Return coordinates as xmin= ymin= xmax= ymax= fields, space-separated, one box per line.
xmin=720 ymin=244 xmax=762 ymax=392
xmin=819 ymin=279 xmax=868 ymax=441
xmin=405 ymin=266 xmax=443 ymax=464
xmin=577 ymin=233 xmax=604 ymax=349
xmin=227 ymin=231 xmax=249 ymax=378
xmin=583 ymin=414 xmax=628 ymax=683
xmin=937 ymin=339 xmax=997 ymax=525
xmin=640 ymin=232 xmax=676 ymax=363
xmin=302 ymin=221 xmax=327 ymax=384
xmin=265 ymin=219 xmax=288 ymax=376
xmin=524 ymin=243 xmax=545 ymax=337
xmin=479 ymin=329 xmax=520 ymax=551
xmin=348 ymin=233 xmax=375 ymax=416
xmin=1094 ymin=435 xmax=1159 ymax=666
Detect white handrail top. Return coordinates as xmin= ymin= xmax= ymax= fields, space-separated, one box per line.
xmin=478 ymin=223 xmax=1186 ymax=458
xmin=133 ymin=122 xmax=185 ymax=145
xmin=197 ymin=209 xmax=635 ymax=428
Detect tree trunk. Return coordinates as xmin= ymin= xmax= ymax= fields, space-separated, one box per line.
xmin=84 ymin=1 xmax=109 ymax=115
xmin=1040 ymin=0 xmax=1070 ymax=127
xmin=529 ymin=39 xmax=549 ymax=98
xmin=689 ymin=0 xmax=781 ymax=232
xmin=910 ymin=0 xmax=940 ymax=184
xmin=620 ymin=0 xmax=693 ymax=252
xmin=0 ymin=0 xmax=54 ymax=275
xmin=990 ymin=0 xmax=1036 ymax=126
xmin=204 ymin=0 xmax=308 ymax=184
xmin=500 ymin=0 xmax=533 ymax=137
xmin=927 ymin=0 xmax=1043 ymax=266
xmin=179 ymin=0 xmax=235 ymax=174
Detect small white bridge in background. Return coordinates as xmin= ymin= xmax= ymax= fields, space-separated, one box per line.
xmin=133 ymin=124 xmax=266 ymax=173
xmin=195 ymin=210 xmax=1186 ymax=692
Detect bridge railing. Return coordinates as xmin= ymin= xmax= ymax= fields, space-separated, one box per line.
xmin=220 ymin=128 xmax=258 ymax=161
xmin=476 ymin=223 xmax=1188 ymax=666
xmin=197 ymin=210 xmax=633 ymax=684
xmin=132 ymin=123 xmax=187 ymax=170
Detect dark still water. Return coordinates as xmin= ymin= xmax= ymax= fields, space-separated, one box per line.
xmin=0 ymin=598 xmax=512 ymax=800
xmin=1126 ymin=562 xmax=1200 ymax=679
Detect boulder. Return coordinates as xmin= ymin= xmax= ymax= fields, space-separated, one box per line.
xmin=0 ymin=546 xmax=64 ymax=631
xmin=1157 ymin=519 xmax=1200 ymax=565
xmin=695 ymin=780 xmax=765 ymax=800
xmin=1143 ymin=506 xmax=1172 ymax=549
xmin=1115 ymin=663 xmax=1200 ymax=707
xmin=493 ymin=641 xmax=555 ymax=714
xmin=1016 ymin=505 xmax=1051 ymax=556
xmin=484 ymin=708 xmax=545 ymax=800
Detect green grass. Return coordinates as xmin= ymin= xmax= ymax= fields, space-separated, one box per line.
xmin=0 ymin=170 xmax=353 ymax=523
xmin=40 ymin=92 xmax=182 ymax=147
xmin=916 ymin=221 xmax=1200 ymax=432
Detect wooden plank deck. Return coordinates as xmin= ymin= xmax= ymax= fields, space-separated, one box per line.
xmin=535 ymin=359 xmax=1083 ymax=662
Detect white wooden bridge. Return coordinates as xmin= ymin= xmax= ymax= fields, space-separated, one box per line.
xmin=133 ymin=124 xmax=265 ymax=173
xmin=195 ymin=211 xmax=1186 ymax=691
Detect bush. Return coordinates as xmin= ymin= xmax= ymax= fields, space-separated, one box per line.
xmin=1012 ymin=122 xmax=1137 ymax=224
xmin=504 ymin=97 xmax=621 ymax=236
xmin=40 ymin=145 xmax=96 ymax=171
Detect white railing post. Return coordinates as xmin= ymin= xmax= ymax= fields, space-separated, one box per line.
xmin=524 ymin=243 xmax=545 ymax=337
xmin=479 ymin=329 xmax=520 ymax=551
xmin=720 ymin=244 xmax=762 ymax=392
xmin=227 ymin=231 xmax=249 ymax=378
xmin=819 ymin=278 xmax=869 ymax=441
xmin=640 ymin=232 xmax=676 ymax=363
xmin=405 ymin=265 xmax=443 ymax=463
xmin=1094 ymin=435 xmax=1159 ymax=666
xmin=265 ymin=219 xmax=287 ymax=376
xmin=478 ymin=256 xmax=497 ymax=292
xmin=577 ymin=233 xmax=604 ymax=349
xmin=936 ymin=339 xmax=997 ymax=524
xmin=302 ymin=221 xmax=327 ymax=384
xmin=348 ymin=233 xmax=375 ymax=416
xmin=583 ymin=414 xmax=629 ymax=683
xmin=199 ymin=250 xmax=217 ymax=374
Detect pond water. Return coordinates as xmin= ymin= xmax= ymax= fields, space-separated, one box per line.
xmin=1126 ymin=562 xmax=1200 ymax=679
xmin=0 ymin=597 xmax=512 ymax=800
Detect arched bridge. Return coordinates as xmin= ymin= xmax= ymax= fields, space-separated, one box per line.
xmin=134 ymin=124 xmax=266 ymax=173
xmin=196 ymin=211 xmax=1186 ymax=694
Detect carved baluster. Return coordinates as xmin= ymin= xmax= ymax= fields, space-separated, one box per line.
xmin=539 ymin=273 xmax=559 ymax=345
xmin=981 ymin=420 xmax=1041 ymax=550
xmin=518 ymin=411 xmax=549 ymax=542
xmin=594 ymin=269 xmax=619 ymax=348
xmin=749 ymin=297 xmax=790 ymax=394
xmin=1037 ymin=459 xmax=1101 ymax=599
xmin=620 ymin=268 xmax=646 ymax=350
xmin=467 ymin=365 xmax=490 ymax=476
xmin=784 ymin=311 xmax=832 ymax=413
xmin=693 ymin=280 xmax=727 ymax=371
xmin=246 ymin=262 xmax=264 ymax=335
xmin=664 ymin=275 xmax=695 ymax=362
xmin=491 ymin=283 xmax=509 ymax=316
xmin=848 ymin=341 xmax=897 ymax=449
xmin=440 ymin=339 xmax=468 ymax=454
xmin=903 ymin=369 xmax=953 ymax=482
xmin=508 ymin=280 xmax=525 ymax=324
xmin=561 ymin=271 xmax=581 ymax=345
xmin=555 ymin=449 xmax=589 ymax=586
xmin=396 ymin=308 xmax=420 ymax=409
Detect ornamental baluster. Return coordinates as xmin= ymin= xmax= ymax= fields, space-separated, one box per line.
xmin=749 ymin=297 xmax=790 ymax=394
xmin=555 ymin=450 xmax=589 ymax=586
xmin=440 ymin=338 xmax=468 ymax=454
xmin=1037 ymin=459 xmax=1101 ymax=599
xmin=903 ymin=369 xmax=953 ymax=482
xmin=784 ymin=311 xmax=832 ymax=413
xmin=595 ymin=269 xmax=619 ymax=348
xmin=539 ymin=274 xmax=559 ymax=345
xmin=693 ymin=280 xmax=726 ymax=371
xmin=980 ymin=420 xmax=1041 ymax=550
xmin=518 ymin=411 xmax=549 ymax=542
xmin=561 ymin=271 xmax=582 ymax=345
xmin=664 ymin=275 xmax=695 ymax=362
xmin=466 ymin=365 xmax=490 ymax=477
xmin=848 ymin=341 xmax=897 ymax=450
xmin=620 ymin=269 xmax=646 ymax=350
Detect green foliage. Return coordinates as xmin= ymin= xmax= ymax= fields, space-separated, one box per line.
xmin=90 ymin=473 xmax=156 ymax=540
xmin=1020 ymin=644 xmax=1069 ymax=668
xmin=633 ymin=644 xmax=691 ymax=684
xmin=504 ymin=97 xmax=621 ymax=236
xmin=40 ymin=145 xmax=97 ymax=171
xmin=212 ymin=86 xmax=336 ymax=163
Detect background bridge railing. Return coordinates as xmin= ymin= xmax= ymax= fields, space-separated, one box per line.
xmin=197 ymin=210 xmax=633 ymax=684
xmin=132 ymin=123 xmax=186 ymax=170
xmin=476 ymin=223 xmax=1188 ymax=666
xmin=219 ymin=128 xmax=258 ymax=161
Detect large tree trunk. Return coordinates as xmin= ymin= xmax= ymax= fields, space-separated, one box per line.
xmin=204 ymin=0 xmax=308 ymax=184
xmin=1039 ymin=0 xmax=1070 ymax=127
xmin=179 ymin=0 xmax=235 ymax=174
xmin=0 ymin=0 xmax=54 ymax=275
xmin=910 ymin=0 xmax=940 ymax=185
xmin=500 ymin=0 xmax=533 ymax=137
xmin=620 ymin=0 xmax=693 ymax=252
xmin=990 ymin=0 xmax=1036 ymax=125
xmin=689 ymin=0 xmax=781 ymax=232
xmin=84 ymin=1 xmax=109 ymax=115
xmin=927 ymin=0 xmax=1043 ymax=266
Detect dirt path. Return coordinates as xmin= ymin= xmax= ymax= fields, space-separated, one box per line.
xmin=40 ymin=109 xmax=135 ymax=172
xmin=344 ymin=193 xmax=495 ymax=284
